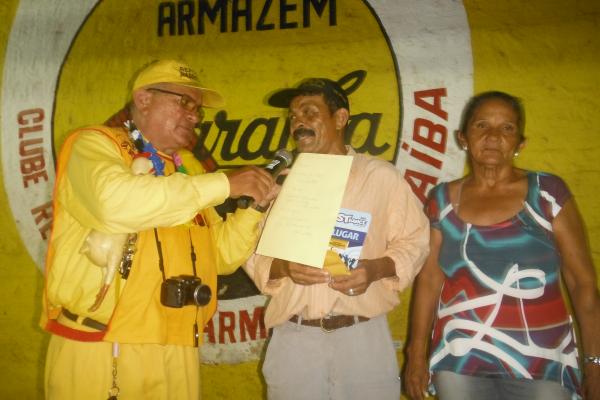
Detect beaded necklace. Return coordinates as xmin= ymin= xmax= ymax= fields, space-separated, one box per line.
xmin=172 ymin=152 xmax=188 ymax=174
xmin=125 ymin=120 xmax=190 ymax=176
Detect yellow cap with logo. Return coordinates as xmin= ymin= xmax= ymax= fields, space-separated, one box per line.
xmin=132 ymin=59 xmax=225 ymax=108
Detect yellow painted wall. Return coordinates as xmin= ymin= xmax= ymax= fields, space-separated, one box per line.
xmin=0 ymin=1 xmax=599 ymax=399
xmin=0 ymin=2 xmax=49 ymax=400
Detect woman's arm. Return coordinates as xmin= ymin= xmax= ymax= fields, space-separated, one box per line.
xmin=553 ymin=199 xmax=600 ymax=399
xmin=404 ymin=228 xmax=445 ymax=400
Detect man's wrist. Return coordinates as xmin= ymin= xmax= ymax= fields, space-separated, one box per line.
xmin=269 ymin=258 xmax=288 ymax=279
xmin=362 ymin=256 xmax=396 ymax=282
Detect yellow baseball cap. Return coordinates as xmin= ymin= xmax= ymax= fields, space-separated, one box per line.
xmin=132 ymin=59 xmax=225 ymax=108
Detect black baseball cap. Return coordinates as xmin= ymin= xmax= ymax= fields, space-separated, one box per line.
xmin=268 ymin=78 xmax=349 ymax=112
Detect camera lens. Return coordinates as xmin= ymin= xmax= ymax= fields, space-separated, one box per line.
xmin=193 ymin=285 xmax=211 ymax=306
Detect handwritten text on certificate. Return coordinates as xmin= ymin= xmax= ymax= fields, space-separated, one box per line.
xmin=256 ymin=153 xmax=353 ymax=268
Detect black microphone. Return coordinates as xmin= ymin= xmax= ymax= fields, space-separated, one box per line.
xmin=237 ymin=149 xmax=294 ymax=209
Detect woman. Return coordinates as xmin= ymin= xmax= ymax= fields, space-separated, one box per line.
xmin=404 ymin=91 xmax=600 ymax=399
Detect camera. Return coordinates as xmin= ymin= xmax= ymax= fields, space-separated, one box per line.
xmin=160 ymin=275 xmax=211 ymax=308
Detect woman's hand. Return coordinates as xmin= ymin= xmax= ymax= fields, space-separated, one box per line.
xmin=404 ymin=353 xmax=431 ymax=400
xmin=583 ymin=362 xmax=600 ymax=399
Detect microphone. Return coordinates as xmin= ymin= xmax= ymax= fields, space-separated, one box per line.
xmin=237 ymin=149 xmax=294 ymax=209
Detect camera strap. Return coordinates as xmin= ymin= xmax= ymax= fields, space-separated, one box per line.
xmin=189 ymin=230 xmax=198 ymax=276
xmin=153 ymin=228 xmax=201 ymax=347
xmin=152 ymin=228 xmax=199 ymax=281
xmin=153 ymin=228 xmax=167 ymax=282
xmin=188 ymin=230 xmax=200 ymax=347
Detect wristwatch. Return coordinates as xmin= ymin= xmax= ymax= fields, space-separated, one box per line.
xmin=584 ymin=355 xmax=600 ymax=366
xmin=252 ymin=203 xmax=269 ymax=213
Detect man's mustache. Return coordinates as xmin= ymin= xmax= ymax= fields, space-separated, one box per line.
xmin=292 ymin=127 xmax=316 ymax=141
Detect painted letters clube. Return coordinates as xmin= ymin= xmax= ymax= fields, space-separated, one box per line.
xmin=16 ymin=108 xmax=53 ymax=241
xmin=18 ymin=108 xmax=48 ymax=188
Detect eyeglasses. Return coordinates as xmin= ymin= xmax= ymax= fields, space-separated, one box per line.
xmin=147 ymin=87 xmax=205 ymax=121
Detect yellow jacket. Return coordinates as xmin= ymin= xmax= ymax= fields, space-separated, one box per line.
xmin=42 ymin=125 xmax=263 ymax=346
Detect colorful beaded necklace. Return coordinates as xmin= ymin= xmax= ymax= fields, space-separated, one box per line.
xmin=125 ymin=120 xmax=188 ymax=175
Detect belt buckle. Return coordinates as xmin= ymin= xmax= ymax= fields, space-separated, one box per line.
xmin=319 ymin=315 xmax=336 ymax=333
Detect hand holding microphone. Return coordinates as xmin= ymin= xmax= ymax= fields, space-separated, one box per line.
xmin=226 ymin=149 xmax=294 ymax=209
xmin=237 ymin=149 xmax=293 ymax=209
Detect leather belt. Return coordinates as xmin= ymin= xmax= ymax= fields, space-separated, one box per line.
xmin=289 ymin=314 xmax=369 ymax=333
xmin=61 ymin=309 xmax=107 ymax=331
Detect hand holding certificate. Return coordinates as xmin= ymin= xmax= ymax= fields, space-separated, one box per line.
xmin=256 ymin=152 xmax=353 ymax=268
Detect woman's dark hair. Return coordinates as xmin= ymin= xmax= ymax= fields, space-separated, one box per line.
xmin=459 ymin=91 xmax=526 ymax=140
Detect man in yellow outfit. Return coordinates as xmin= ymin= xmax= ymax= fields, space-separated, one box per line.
xmin=42 ymin=59 xmax=276 ymax=399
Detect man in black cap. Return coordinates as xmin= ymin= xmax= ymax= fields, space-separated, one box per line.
xmin=244 ymin=78 xmax=429 ymax=399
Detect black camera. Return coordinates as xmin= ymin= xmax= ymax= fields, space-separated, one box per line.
xmin=160 ymin=275 xmax=211 ymax=308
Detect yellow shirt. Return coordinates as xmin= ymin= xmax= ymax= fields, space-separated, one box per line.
xmin=244 ymin=148 xmax=430 ymax=329
xmin=43 ymin=125 xmax=263 ymax=346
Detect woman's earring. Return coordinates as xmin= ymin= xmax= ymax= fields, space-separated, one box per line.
xmin=462 ymin=145 xmax=468 ymax=151
xmin=513 ymin=152 xmax=519 ymax=158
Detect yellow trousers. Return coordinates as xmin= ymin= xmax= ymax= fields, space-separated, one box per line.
xmin=45 ymin=335 xmax=200 ymax=400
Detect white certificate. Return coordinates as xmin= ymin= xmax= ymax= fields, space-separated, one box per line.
xmin=256 ymin=152 xmax=353 ymax=268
